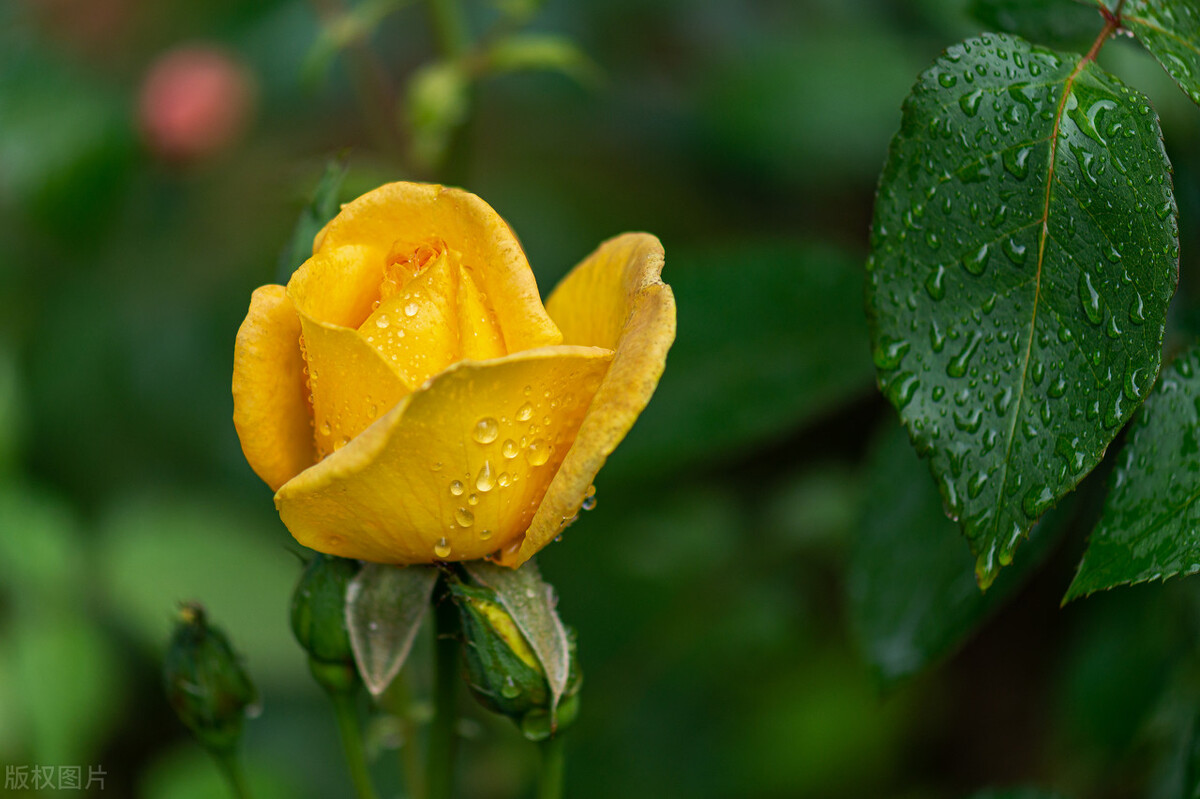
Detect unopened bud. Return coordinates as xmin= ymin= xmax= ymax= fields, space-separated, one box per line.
xmin=290 ymin=553 xmax=361 ymax=693
xmin=163 ymin=603 xmax=258 ymax=754
xmin=449 ymin=580 xmax=581 ymax=738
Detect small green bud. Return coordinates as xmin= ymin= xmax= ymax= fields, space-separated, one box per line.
xmin=449 ymin=580 xmax=581 ymax=738
xmin=163 ymin=603 xmax=258 ymax=754
xmin=291 ymin=553 xmax=361 ymax=693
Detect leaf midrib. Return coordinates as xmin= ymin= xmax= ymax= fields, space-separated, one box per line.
xmin=991 ymin=56 xmax=1093 ymax=546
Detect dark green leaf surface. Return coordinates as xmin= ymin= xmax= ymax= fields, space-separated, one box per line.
xmin=849 ymin=421 xmax=1062 ymax=684
xmin=1122 ymin=0 xmax=1200 ymax=107
xmin=1067 ymin=345 xmax=1200 ymax=598
xmin=867 ymin=33 xmax=1177 ymax=588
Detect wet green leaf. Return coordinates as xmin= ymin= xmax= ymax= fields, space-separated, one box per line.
xmin=1067 ymin=344 xmax=1200 ymax=599
xmin=1122 ymin=0 xmax=1200 ymax=107
xmin=276 ymin=155 xmax=349 ymax=284
xmin=849 ymin=421 xmax=1063 ymax=684
xmin=345 ymin=563 xmax=439 ymax=696
xmin=867 ymin=33 xmax=1177 ymax=589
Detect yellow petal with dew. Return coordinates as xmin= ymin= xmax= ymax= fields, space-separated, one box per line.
xmin=313 ymin=182 xmax=563 ymax=351
xmin=359 ymin=246 xmax=463 ymax=388
xmin=275 ymin=346 xmax=613 ymax=564
xmin=297 ymin=314 xmax=413 ymax=460
xmin=232 ymin=285 xmax=316 ymax=491
xmin=503 ymin=233 xmax=675 ymax=566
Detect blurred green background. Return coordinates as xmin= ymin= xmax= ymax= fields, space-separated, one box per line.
xmin=6 ymin=0 xmax=1200 ymax=797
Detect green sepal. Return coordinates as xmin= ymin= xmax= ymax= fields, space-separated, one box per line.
xmin=162 ymin=603 xmax=258 ymax=754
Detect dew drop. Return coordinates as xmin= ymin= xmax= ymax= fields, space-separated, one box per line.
xmin=473 ymin=417 xmax=500 ymax=444
xmin=925 ymin=264 xmax=947 ymax=299
xmin=455 ymin=507 xmax=475 ymax=527
xmin=375 ymin=315 xmax=390 ymax=329
xmin=434 ymin=537 xmax=452 ymax=558
xmin=516 ymin=402 xmax=534 ymax=422
xmin=1079 ymin=271 xmax=1103 ymax=325
xmin=479 ymin=528 xmax=493 ymax=541
xmin=960 ymin=89 xmax=984 ymax=116
xmin=404 ymin=302 xmax=419 ymax=317
xmin=498 ymin=472 xmax=512 ymax=487
xmin=450 ymin=480 xmax=464 ymax=496
xmin=963 ymin=243 xmax=989 ymax=276
xmin=476 ymin=460 xmax=495 ymax=492
xmin=526 ymin=439 xmax=551 ymax=466
xmin=502 ymin=439 xmax=519 ymax=459
xmin=320 ymin=421 xmax=332 ymax=436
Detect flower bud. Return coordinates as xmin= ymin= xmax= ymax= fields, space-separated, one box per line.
xmin=290 ymin=553 xmax=361 ymax=693
xmin=448 ymin=580 xmax=581 ymax=739
xmin=163 ymin=603 xmax=258 ymax=754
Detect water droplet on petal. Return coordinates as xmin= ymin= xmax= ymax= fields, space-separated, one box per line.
xmin=526 ymin=439 xmax=551 ymax=466
xmin=473 ymin=417 xmax=499 ymax=444
xmin=434 ymin=537 xmax=452 ymax=558
xmin=476 ymin=460 xmax=495 ymax=492
xmin=455 ymin=507 xmax=475 ymax=527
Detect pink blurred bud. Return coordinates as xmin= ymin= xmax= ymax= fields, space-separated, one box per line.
xmin=139 ymin=45 xmax=255 ymax=162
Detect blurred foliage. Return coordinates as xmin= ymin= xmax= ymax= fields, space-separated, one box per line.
xmin=3 ymin=0 xmax=1200 ymax=797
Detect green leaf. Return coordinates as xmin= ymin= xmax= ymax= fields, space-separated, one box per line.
xmin=345 ymin=563 xmax=439 ymax=696
xmin=866 ymin=32 xmax=1178 ymax=589
xmin=849 ymin=420 xmax=1063 ymax=684
xmin=968 ymin=0 xmax=1101 ymax=50
xmin=1122 ymin=0 xmax=1200 ymax=107
xmin=484 ymin=34 xmax=602 ymax=87
xmin=1067 ymin=344 xmax=1200 ymax=599
xmin=275 ymin=155 xmax=349 ymax=284
xmin=611 ymin=240 xmax=874 ymax=480
xmin=463 ymin=559 xmax=570 ymax=711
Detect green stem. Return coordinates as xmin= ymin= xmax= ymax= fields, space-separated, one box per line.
xmin=536 ymin=736 xmax=566 ymax=799
xmin=427 ymin=592 xmax=460 ymax=799
xmin=386 ymin=673 xmax=429 ymax=799
xmin=213 ymin=749 xmax=252 ymax=799
xmin=330 ymin=690 xmax=382 ymax=799
xmin=426 ymin=0 xmax=469 ymax=58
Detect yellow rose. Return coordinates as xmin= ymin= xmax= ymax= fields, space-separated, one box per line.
xmin=232 ymin=182 xmax=675 ymax=567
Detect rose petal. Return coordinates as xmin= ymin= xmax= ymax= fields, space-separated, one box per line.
xmin=274 ymin=346 xmax=613 ymax=564
xmin=504 ymin=233 xmax=676 ymax=566
xmin=288 ymin=245 xmax=414 ymax=455
xmin=358 ymin=248 xmax=470 ymax=388
xmin=232 ymin=285 xmax=316 ymax=490
xmin=312 ymin=182 xmax=562 ymax=352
